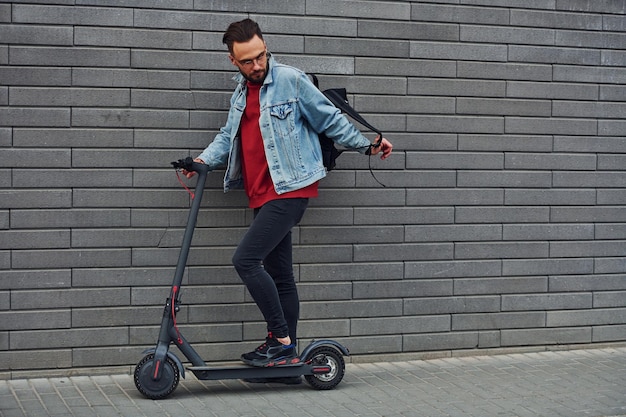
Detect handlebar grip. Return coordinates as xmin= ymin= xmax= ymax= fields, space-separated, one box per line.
xmin=171 ymin=157 xmax=209 ymax=174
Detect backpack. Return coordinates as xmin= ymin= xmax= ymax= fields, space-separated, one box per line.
xmin=308 ymin=74 xmax=382 ymax=172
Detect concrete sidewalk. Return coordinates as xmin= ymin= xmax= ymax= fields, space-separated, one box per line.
xmin=1 ymin=347 xmax=625 ymax=417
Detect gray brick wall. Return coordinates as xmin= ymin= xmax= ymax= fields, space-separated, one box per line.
xmin=1 ymin=0 xmax=625 ymax=376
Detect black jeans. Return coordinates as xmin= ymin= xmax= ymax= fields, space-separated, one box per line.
xmin=232 ymin=198 xmax=308 ymax=344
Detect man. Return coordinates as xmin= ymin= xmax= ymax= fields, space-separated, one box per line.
xmin=185 ymin=19 xmax=392 ymax=373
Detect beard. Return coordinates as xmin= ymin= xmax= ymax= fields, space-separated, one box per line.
xmin=242 ymin=63 xmax=267 ymax=84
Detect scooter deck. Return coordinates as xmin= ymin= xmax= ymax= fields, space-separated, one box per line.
xmin=188 ymin=362 xmax=329 ymax=381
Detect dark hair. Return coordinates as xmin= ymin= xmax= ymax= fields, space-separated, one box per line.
xmin=222 ymin=19 xmax=264 ymax=54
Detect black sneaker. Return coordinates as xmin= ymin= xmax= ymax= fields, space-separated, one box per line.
xmin=241 ymin=333 xmax=299 ymax=367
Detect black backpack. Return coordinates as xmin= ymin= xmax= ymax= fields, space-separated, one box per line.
xmin=308 ymin=74 xmax=382 ymax=172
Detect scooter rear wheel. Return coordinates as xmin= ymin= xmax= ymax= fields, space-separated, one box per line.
xmin=134 ymin=353 xmax=180 ymax=399
xmin=304 ymin=346 xmax=345 ymax=390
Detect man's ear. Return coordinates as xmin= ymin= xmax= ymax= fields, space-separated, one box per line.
xmin=228 ymin=55 xmax=238 ymax=68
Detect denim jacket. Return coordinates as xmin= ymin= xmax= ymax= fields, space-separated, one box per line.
xmin=197 ymin=54 xmax=372 ymax=194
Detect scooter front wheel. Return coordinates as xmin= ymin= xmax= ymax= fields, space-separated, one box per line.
xmin=304 ymin=346 xmax=345 ymax=390
xmin=134 ymin=353 xmax=180 ymax=399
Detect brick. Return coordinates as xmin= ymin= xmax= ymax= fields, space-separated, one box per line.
xmin=554 ymin=64 xmax=626 ymax=84
xmin=0 ymin=24 xmax=72 ymax=45
xmin=72 ymin=346 xmax=140 ymax=367
xmin=502 ymin=293 xmax=592 ymax=311
xmin=408 ymin=115 xmax=504 ymax=134
xmin=194 ymin=0 xmax=302 ymax=13
xmin=455 ymin=242 xmax=549 ymax=260
xmin=596 ymin=223 xmax=626 ymax=239
xmin=405 ymin=260 xmax=502 ymax=279
xmin=0 ymin=108 xmax=70 ymax=127
xmin=557 ymin=29 xmax=626 ymax=49
xmin=354 ymin=243 xmax=452 ymax=262
xmin=455 ymin=276 xmax=548 ymax=295
xmin=360 ymin=21 xmax=458 ymax=41
xmin=554 ymin=136 xmax=626 ymax=153
xmin=356 ymin=170 xmax=454 ymax=188
xmin=0 ymin=230 xmax=70 ymax=249
xmin=13 ymin=128 xmax=133 ymax=148
xmin=72 ymin=68 xmax=190 ymax=89
xmin=593 ymin=324 xmax=626 ymax=342
xmin=550 ymin=240 xmax=626 ymax=258
xmin=353 ymin=279 xmax=452 ymax=299
xmin=13 ymin=169 xmax=132 ymax=188
xmin=13 ymin=4 xmax=133 ymax=26
xmin=554 ymin=101 xmax=626 ymax=119
xmin=404 ymin=332 xmax=479 ymax=351
xmin=339 ymin=335 xmax=401 ymax=355
xmin=355 ymin=94 xmax=454 ymax=114
xmin=0 ymin=190 xmax=71 ymax=209
xmin=300 ymin=226 xmax=404 ymax=244
xmin=553 ymin=172 xmax=625 ymax=188
xmin=0 ymin=128 xmax=7 ymax=147
xmin=550 ymin=274 xmax=626 ymax=292
xmin=71 ymin=108 xmax=189 ymax=128
xmin=600 ymin=119 xmax=626 ymax=136
xmin=503 ymin=224 xmax=594 ymax=241
xmin=547 ymin=308 xmax=626 ymax=327
xmin=404 ymin=296 xmax=500 ymax=315
xmin=511 ymin=9 xmax=603 ymax=30
xmin=0 ymin=350 xmax=71 ymax=371
xmin=409 ymin=78 xmax=505 ymax=97
xmin=72 ymin=267 xmax=175 ymax=288
xmin=460 ymin=170 xmax=551 ymax=187
xmin=458 ymin=97 xmax=551 ymax=116
xmin=0 ymin=270 xmax=71 ymax=290
xmin=598 ymin=154 xmax=626 ymax=170
xmin=411 ymin=41 xmax=507 ymax=62
xmin=455 ymin=207 xmax=550 ymax=224
xmin=133 ymin=9 xmax=240 ymax=31
xmin=501 ymin=327 xmax=591 ymax=346
xmin=0 ymin=67 xmax=70 ymax=86
xmin=306 ymin=37 xmax=409 ymax=58
xmin=458 ymin=134 xmax=553 ymax=152
xmin=307 ymin=0 xmax=409 ymax=19
xmin=594 ymin=291 xmax=626 ymax=308
xmin=594 ymin=258 xmax=626 ymax=274
xmin=507 ymin=81 xmax=598 ymax=100
xmin=506 ymin=117 xmax=597 ymax=135
xmin=407 ymin=189 xmax=504 ymax=206
xmin=551 ymin=207 xmax=626 ymax=223
xmin=505 ymin=189 xmax=596 ymax=206
xmin=10 ymin=209 xmax=130 ymax=229
xmin=452 ymin=312 xmax=546 ymax=330
xmin=357 ymin=57 xmax=456 ymax=77
xmin=9 ymin=87 xmax=130 ymax=107
xmin=132 ymin=285 xmax=243 ymax=306
xmin=303 ymin=299 xmax=403 ymax=320
xmin=75 ymin=27 xmax=191 ymax=49
xmin=72 ymin=306 xmax=163 ymax=327
xmin=510 ymin=45 xmax=600 ymax=65
xmin=407 ymin=152 xmax=503 ymax=169
xmin=458 ymin=61 xmax=552 ymax=81
xmin=412 ymin=3 xmax=510 ymax=25
xmin=11 ymin=46 xmax=130 ymax=67
xmin=11 ymin=328 xmax=128 ymax=350
xmin=461 ymin=25 xmax=555 ymax=45
xmin=406 ymin=225 xmax=502 ymax=242
xmin=299 ymin=282 xmax=352 ymax=301
xmin=0 ymin=310 xmax=71 ymax=331
xmin=11 ymin=249 xmax=131 ymax=269
xmin=351 ymin=316 xmax=450 ymax=336
xmin=300 ymin=262 xmax=404 ymax=282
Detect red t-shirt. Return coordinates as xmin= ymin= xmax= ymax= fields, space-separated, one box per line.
xmin=240 ymin=81 xmax=318 ymax=208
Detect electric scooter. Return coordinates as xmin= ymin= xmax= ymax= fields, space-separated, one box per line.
xmin=134 ymin=157 xmax=349 ymax=399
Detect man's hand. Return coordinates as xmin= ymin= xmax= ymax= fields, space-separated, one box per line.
xmin=182 ymin=158 xmax=206 ymax=178
xmin=369 ymin=137 xmax=393 ymax=160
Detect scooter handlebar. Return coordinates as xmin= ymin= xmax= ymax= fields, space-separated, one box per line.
xmin=171 ymin=157 xmax=209 ymax=174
